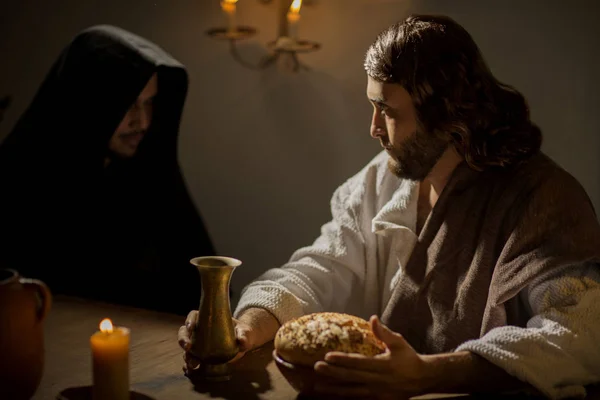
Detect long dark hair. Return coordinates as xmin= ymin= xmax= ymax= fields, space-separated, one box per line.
xmin=364 ymin=14 xmax=542 ymax=170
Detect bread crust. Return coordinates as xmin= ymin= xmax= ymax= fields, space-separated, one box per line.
xmin=274 ymin=312 xmax=386 ymax=367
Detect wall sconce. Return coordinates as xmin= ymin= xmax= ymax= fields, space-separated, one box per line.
xmin=206 ymin=0 xmax=320 ymax=72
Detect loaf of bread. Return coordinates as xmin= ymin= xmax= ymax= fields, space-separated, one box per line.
xmin=274 ymin=312 xmax=386 ymax=367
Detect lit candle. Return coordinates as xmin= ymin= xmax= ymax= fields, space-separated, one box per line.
xmin=90 ymin=318 xmax=130 ymax=400
xmin=221 ymin=0 xmax=238 ymax=34
xmin=287 ymin=0 xmax=302 ymax=40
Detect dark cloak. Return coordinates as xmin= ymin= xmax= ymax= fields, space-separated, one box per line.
xmin=0 ymin=25 xmax=215 ymax=315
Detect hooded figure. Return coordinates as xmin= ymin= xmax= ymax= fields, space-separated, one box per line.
xmin=0 ymin=25 xmax=215 ymax=315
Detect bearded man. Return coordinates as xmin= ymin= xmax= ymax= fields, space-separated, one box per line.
xmin=179 ymin=14 xmax=600 ymax=399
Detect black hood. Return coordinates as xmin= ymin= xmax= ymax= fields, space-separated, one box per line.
xmin=0 ymin=25 xmax=215 ymax=315
xmin=0 ymin=24 xmax=188 ymax=172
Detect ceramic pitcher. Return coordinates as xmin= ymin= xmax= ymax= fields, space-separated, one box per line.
xmin=0 ymin=268 xmax=52 ymax=399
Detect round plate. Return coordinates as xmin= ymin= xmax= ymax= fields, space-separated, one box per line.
xmin=205 ymin=26 xmax=257 ymax=41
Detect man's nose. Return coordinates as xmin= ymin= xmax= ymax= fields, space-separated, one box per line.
xmin=138 ymin=108 xmax=150 ymax=131
xmin=128 ymin=104 xmax=150 ymax=131
xmin=370 ymin=111 xmax=385 ymax=138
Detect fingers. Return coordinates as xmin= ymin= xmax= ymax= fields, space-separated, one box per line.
xmin=180 ymin=312 xmax=251 ymax=378
xmin=180 ymin=313 xmax=250 ymax=369
xmin=234 ymin=321 xmax=252 ymax=352
xmin=182 ymin=351 xmax=201 ymax=377
xmin=178 ymin=325 xmax=191 ymax=351
xmin=178 ymin=311 xmax=198 ymax=351
xmin=324 ymin=352 xmax=389 ymax=373
xmin=370 ymin=315 xmax=410 ymax=352
xmin=184 ymin=351 xmax=200 ymax=369
xmin=186 ymin=310 xmax=199 ymax=330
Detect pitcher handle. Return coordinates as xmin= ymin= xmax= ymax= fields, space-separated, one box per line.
xmin=20 ymin=278 xmax=52 ymax=322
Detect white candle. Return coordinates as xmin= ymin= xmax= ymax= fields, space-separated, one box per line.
xmin=287 ymin=0 xmax=302 ymax=40
xmin=221 ymin=0 xmax=238 ymax=34
xmin=90 ymin=318 xmax=130 ymax=400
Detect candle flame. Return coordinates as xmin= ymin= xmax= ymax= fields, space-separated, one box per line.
xmin=290 ymin=0 xmax=302 ymax=13
xmin=221 ymin=0 xmax=237 ymax=13
xmin=100 ymin=318 xmax=114 ymax=334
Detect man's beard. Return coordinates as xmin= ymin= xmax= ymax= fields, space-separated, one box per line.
xmin=387 ymin=129 xmax=450 ymax=181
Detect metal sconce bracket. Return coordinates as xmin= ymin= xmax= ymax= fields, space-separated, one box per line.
xmin=206 ymin=0 xmax=320 ymax=72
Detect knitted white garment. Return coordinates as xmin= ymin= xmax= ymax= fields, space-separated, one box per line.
xmin=233 ymin=150 xmax=600 ymax=398
xmin=456 ymin=266 xmax=600 ymax=399
xmin=234 ymin=151 xmax=414 ymax=323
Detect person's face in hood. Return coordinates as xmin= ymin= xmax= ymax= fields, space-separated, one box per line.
xmin=108 ymin=73 xmax=158 ymax=160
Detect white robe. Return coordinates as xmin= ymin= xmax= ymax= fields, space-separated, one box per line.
xmin=234 ymin=151 xmax=600 ymax=399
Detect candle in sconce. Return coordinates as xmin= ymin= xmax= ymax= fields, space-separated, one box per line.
xmin=221 ymin=0 xmax=239 ymax=34
xmin=287 ymin=0 xmax=302 ymax=40
xmin=90 ymin=318 xmax=130 ymax=400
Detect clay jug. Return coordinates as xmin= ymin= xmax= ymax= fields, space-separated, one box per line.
xmin=0 ymin=268 xmax=52 ymax=399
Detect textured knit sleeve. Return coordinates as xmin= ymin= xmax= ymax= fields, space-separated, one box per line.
xmin=233 ymin=176 xmax=368 ymax=325
xmin=456 ymin=262 xmax=600 ymax=399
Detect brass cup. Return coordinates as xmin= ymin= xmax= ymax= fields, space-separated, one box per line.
xmin=188 ymin=256 xmax=241 ymax=381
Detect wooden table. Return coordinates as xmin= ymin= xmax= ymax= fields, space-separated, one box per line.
xmin=34 ymin=296 xmax=600 ymax=400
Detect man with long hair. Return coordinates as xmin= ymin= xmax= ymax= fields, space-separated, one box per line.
xmin=180 ymin=15 xmax=600 ymax=398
